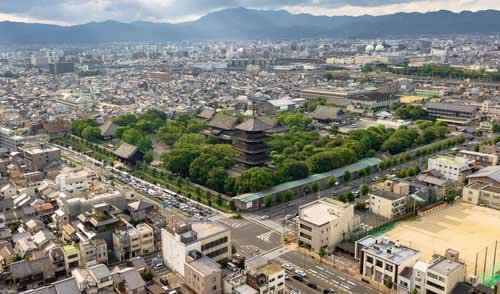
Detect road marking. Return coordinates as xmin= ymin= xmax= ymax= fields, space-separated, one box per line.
xmin=257 ymin=231 xmax=274 ymax=243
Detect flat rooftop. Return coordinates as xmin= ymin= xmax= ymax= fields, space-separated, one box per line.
xmin=370 ymin=189 xmax=406 ymax=201
xmin=300 ymin=199 xmax=348 ymax=226
xmin=428 ymin=257 xmax=464 ymax=276
xmin=257 ymin=263 xmax=283 ymax=276
xmin=191 ymin=221 xmax=228 ymax=240
xmin=188 ymin=256 xmax=221 ymax=276
xmin=358 ymin=235 xmax=420 ymax=265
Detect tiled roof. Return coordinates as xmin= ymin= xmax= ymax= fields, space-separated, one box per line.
xmin=114 ymin=143 xmax=139 ymax=159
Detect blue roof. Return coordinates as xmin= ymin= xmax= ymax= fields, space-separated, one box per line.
xmin=235 ymin=157 xmax=382 ymax=203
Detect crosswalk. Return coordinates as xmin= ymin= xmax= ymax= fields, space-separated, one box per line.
xmin=261 ymin=246 xmax=292 ymax=260
xmin=257 ymin=231 xmax=274 ymax=243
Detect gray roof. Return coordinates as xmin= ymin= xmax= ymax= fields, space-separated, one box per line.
xmin=311 ymin=105 xmax=343 ymax=120
xmin=425 ymin=102 xmax=477 ymax=113
xmin=120 ymin=267 xmax=145 ymax=290
xmin=369 ymin=189 xmax=406 ymax=201
xmin=197 ymin=109 xmax=216 ymax=120
xmin=467 ymin=165 xmax=500 ymax=183
xmin=114 ymin=143 xmax=139 ymax=159
xmin=53 ymin=277 xmax=80 ymax=294
xmin=88 ymin=264 xmax=111 ymax=280
xmin=127 ymin=199 xmax=153 ymax=212
xmin=99 ymin=121 xmax=118 ymax=137
xmin=236 ymin=117 xmax=273 ymax=132
xmin=207 ymin=113 xmax=239 ymax=130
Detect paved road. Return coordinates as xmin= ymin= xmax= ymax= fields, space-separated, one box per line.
xmin=276 ymin=251 xmax=378 ymax=294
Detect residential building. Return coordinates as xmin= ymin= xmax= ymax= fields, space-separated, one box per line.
xmin=111 ymin=267 xmax=146 ymax=294
xmin=398 ymin=249 xmax=466 ymax=294
xmin=297 ymin=198 xmax=355 ymax=252
xmin=55 ymin=167 xmax=93 ymax=192
xmin=127 ymin=200 xmax=154 ymax=222
xmin=20 ymin=145 xmax=61 ymax=171
xmin=72 ymin=264 xmax=114 ymax=294
xmin=428 ymin=156 xmax=469 ymax=181
xmin=113 ymin=223 xmax=154 ymax=262
xmin=356 ymin=235 xmax=420 ymax=287
xmin=246 ymin=260 xmax=286 ymax=294
xmin=479 ymin=143 xmax=500 ymax=158
xmin=184 ymin=250 xmax=223 ymax=294
xmin=161 ymin=216 xmax=231 ymax=276
xmin=10 ymin=255 xmax=56 ymax=291
xmin=62 ymin=244 xmax=80 ymax=272
xmin=368 ymin=190 xmax=408 ymax=220
xmin=18 ymin=277 xmax=80 ymax=294
xmin=79 ymin=238 xmax=108 ymax=267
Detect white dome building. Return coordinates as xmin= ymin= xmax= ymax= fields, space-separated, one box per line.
xmin=365 ymin=44 xmax=375 ymax=53
xmin=375 ymin=44 xmax=385 ymax=52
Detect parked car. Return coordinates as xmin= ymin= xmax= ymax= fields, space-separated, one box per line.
xmin=282 ymin=263 xmax=293 ymax=271
xmin=294 ymin=269 xmax=307 ymax=277
xmin=307 ymin=282 xmax=317 ymax=289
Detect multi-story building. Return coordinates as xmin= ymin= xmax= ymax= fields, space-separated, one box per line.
xmin=72 ymin=264 xmax=114 ymax=294
xmin=459 ymin=150 xmax=498 ymax=167
xmin=397 ymin=249 xmax=465 ymax=294
xmin=297 ymin=198 xmax=355 ymax=252
xmin=462 ymin=181 xmax=500 ymax=210
xmin=55 ymin=167 xmax=93 ymax=192
xmin=19 ymin=145 xmax=61 ymax=171
xmin=0 ymin=127 xmax=25 ymax=152
xmin=184 ymin=250 xmax=223 ymax=294
xmin=246 ymin=261 xmax=286 ymax=294
xmin=424 ymin=102 xmax=477 ymax=125
xmin=428 ymin=156 xmax=469 ymax=181
xmin=368 ymin=190 xmax=408 ymax=220
xmin=79 ymin=238 xmax=108 ymax=267
xmin=113 ymin=223 xmax=155 ymax=262
xmin=161 ymin=216 xmax=231 ymax=276
xmin=356 ymin=235 xmax=420 ymax=287
xmin=62 ymin=244 xmax=80 ymax=273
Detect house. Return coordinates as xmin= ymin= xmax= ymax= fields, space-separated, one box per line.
xmin=246 ymin=257 xmax=286 ymax=294
xmin=127 ymin=199 xmax=154 ymax=222
xmin=10 ymin=255 xmax=56 ymax=290
xmin=62 ymin=244 xmax=80 ymax=272
xmin=114 ymin=143 xmax=143 ymax=165
xmin=111 ymin=267 xmax=146 ymax=294
xmin=18 ymin=277 xmax=80 ymax=294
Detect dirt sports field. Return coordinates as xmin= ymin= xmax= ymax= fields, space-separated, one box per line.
xmin=385 ymin=201 xmax=500 ymax=283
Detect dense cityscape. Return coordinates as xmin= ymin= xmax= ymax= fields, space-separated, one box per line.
xmin=0 ymin=2 xmax=500 ymax=294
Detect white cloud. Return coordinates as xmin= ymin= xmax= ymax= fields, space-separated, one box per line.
xmin=0 ymin=0 xmax=499 ymax=24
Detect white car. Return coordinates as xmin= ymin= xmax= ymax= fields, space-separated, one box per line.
xmin=260 ymin=215 xmax=269 ymax=220
xmin=282 ymin=263 xmax=294 ymax=271
xmin=294 ymin=269 xmax=307 ymax=277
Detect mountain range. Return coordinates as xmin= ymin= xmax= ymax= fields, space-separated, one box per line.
xmin=1 ymin=7 xmax=500 ymax=44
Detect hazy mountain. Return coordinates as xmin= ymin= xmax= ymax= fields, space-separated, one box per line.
xmin=1 ymin=7 xmax=499 ymax=44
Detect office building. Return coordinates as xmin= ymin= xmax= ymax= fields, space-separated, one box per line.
xmin=298 ymin=198 xmax=355 ymax=252
xmin=0 ymin=127 xmax=25 ymax=152
xmin=49 ymin=62 xmax=75 ymax=74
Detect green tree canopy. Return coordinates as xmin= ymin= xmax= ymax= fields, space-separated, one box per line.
xmin=235 ymin=167 xmax=275 ymax=194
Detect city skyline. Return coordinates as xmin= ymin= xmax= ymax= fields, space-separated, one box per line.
xmin=0 ymin=0 xmax=500 ymax=25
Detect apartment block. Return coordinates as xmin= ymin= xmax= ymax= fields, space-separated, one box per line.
xmin=184 ymin=250 xmax=223 ymax=294
xmin=368 ymin=190 xmax=408 ymax=220
xmin=113 ymin=223 xmax=155 ymax=262
xmin=298 ymin=198 xmax=355 ymax=252
xmin=20 ymin=145 xmax=61 ymax=171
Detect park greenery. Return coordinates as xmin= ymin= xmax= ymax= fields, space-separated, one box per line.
xmin=395 ymin=105 xmax=429 ymax=120
xmin=69 ymin=107 xmax=459 ymax=199
xmin=362 ymin=63 xmax=500 ymax=82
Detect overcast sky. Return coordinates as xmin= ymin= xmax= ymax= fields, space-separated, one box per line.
xmin=0 ymin=0 xmax=499 ymax=25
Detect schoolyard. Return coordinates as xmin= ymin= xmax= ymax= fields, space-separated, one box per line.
xmin=385 ymin=201 xmax=500 ymax=283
